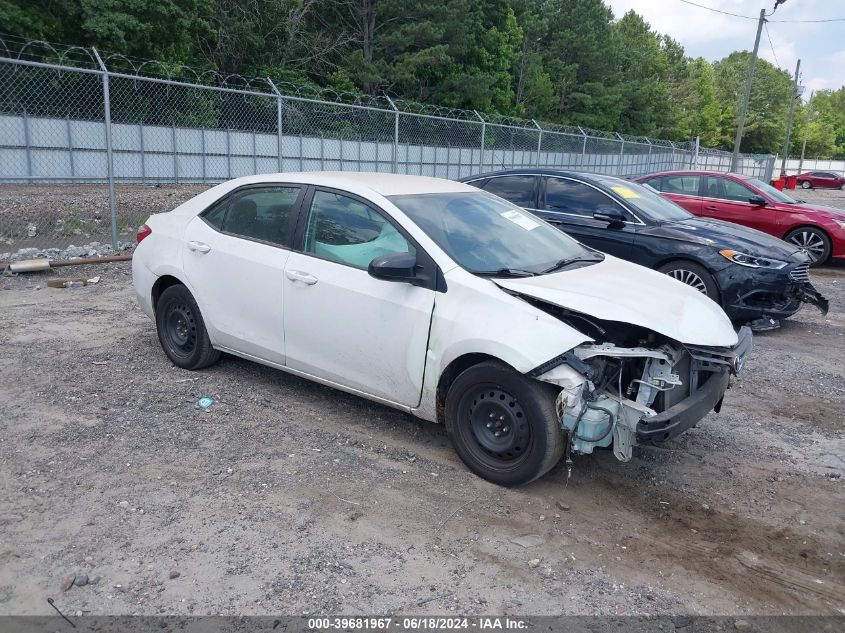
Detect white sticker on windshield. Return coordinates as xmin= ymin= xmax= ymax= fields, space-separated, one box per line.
xmin=501 ymin=209 xmax=541 ymax=231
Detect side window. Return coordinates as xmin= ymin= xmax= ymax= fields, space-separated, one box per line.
xmin=304 ymin=190 xmax=414 ymax=269
xmin=720 ymin=178 xmax=757 ymax=203
xmin=479 ymin=175 xmax=536 ymax=208
xmin=544 ymin=177 xmax=628 ymax=218
xmin=202 ymin=186 xmax=300 ymax=246
xmin=642 ymin=177 xmax=664 ymax=191
xmin=661 ymin=175 xmax=700 ymax=196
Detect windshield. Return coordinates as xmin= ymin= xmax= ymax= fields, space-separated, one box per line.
xmin=389 ymin=191 xmax=599 ymax=275
xmin=743 ymin=177 xmax=797 ymax=204
xmin=595 ymin=176 xmax=692 ymax=222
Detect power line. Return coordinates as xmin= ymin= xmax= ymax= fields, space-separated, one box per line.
xmin=676 ymin=0 xmax=845 ymax=23
xmin=677 ymin=0 xmax=756 ymax=20
xmin=764 ymin=22 xmax=781 ymax=68
xmin=769 ymin=16 xmax=845 ymax=23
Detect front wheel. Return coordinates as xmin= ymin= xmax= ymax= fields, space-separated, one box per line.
xmin=444 ymin=361 xmax=564 ymax=486
xmin=658 ymin=261 xmax=719 ymax=301
xmin=155 ymin=284 xmax=221 ymax=370
xmin=785 ymin=227 xmax=831 ymax=266
xmin=800 ymin=180 xmax=812 ymax=189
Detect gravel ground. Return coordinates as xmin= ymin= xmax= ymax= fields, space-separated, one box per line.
xmin=0 ymin=256 xmax=843 ymax=618
xmin=0 ymin=184 xmax=209 ymax=251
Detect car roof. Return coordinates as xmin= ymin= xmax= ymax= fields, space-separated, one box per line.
xmin=214 ymin=171 xmax=477 ymax=197
xmin=460 ymin=168 xmax=629 ymax=185
xmin=634 ymin=170 xmax=751 ymax=179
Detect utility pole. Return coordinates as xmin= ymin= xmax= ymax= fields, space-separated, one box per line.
xmin=798 ymin=90 xmax=814 ymax=175
xmin=779 ymin=58 xmax=801 ymax=176
xmin=730 ymin=8 xmax=766 ymax=172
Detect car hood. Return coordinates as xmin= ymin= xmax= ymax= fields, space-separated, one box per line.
xmin=646 ymin=216 xmax=802 ymax=260
xmin=493 ymin=256 xmax=738 ymax=347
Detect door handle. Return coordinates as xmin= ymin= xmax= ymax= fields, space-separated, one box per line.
xmin=285 ymin=269 xmax=318 ymax=285
xmin=187 ymin=241 xmax=211 ymax=254
xmin=704 ymin=205 xmax=718 ymax=210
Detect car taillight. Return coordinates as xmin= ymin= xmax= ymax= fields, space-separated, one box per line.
xmin=137 ymin=223 xmax=152 ymax=244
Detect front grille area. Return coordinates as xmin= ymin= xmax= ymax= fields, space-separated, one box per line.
xmin=790 ymin=263 xmax=810 ymax=283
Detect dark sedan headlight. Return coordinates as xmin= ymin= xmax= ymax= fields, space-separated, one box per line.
xmin=718 ymin=249 xmax=788 ymax=269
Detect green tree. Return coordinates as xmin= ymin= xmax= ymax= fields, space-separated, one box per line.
xmin=713 ymin=51 xmax=792 ymax=153
xmin=612 ymin=10 xmax=668 ymax=136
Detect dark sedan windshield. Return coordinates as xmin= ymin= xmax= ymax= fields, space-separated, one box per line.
xmin=595 ymin=176 xmax=692 ymax=222
xmin=389 ymin=191 xmax=600 ymax=275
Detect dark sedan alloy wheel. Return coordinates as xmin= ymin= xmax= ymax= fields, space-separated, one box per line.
xmin=666 ymin=268 xmax=709 ymax=294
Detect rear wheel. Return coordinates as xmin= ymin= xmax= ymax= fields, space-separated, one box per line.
xmin=155 ymin=285 xmax=221 ymax=370
xmin=444 ymin=361 xmax=564 ymax=486
xmin=800 ymin=180 xmax=812 ymax=189
xmin=785 ymin=227 xmax=831 ymax=266
xmin=658 ymin=261 xmax=719 ymax=301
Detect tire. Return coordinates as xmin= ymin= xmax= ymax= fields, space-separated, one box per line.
xmin=840 ymin=183 xmax=845 ymax=191
xmin=800 ymin=180 xmax=811 ymax=189
xmin=785 ymin=227 xmax=831 ymax=266
xmin=658 ymin=261 xmax=719 ymax=301
xmin=444 ymin=360 xmax=564 ymax=486
xmin=155 ymin=284 xmax=221 ymax=370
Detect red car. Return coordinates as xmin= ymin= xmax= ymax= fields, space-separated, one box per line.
xmin=636 ymin=170 xmax=845 ymax=265
xmin=796 ymin=171 xmax=845 ymax=190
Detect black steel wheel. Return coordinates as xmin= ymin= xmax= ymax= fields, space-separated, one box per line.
xmin=445 ymin=361 xmax=564 ymax=486
xmin=155 ymin=284 xmax=220 ymax=370
xmin=785 ymin=227 xmax=831 ymax=266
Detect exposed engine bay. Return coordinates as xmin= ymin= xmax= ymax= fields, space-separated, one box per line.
xmin=525 ymin=299 xmax=753 ymax=466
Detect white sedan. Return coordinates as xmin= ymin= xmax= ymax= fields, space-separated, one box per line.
xmin=132 ymin=172 xmax=752 ymax=486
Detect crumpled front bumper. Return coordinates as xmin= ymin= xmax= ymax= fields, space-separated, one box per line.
xmin=636 ymin=326 xmax=753 ymax=444
xmin=714 ymin=263 xmax=828 ymax=322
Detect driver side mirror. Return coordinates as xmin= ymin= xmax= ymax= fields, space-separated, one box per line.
xmin=593 ymin=209 xmax=627 ymax=228
xmin=748 ymin=195 xmax=768 ymax=206
xmin=368 ymin=252 xmax=420 ymax=285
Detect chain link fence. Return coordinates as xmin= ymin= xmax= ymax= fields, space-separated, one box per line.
xmin=0 ymin=37 xmax=776 ymax=254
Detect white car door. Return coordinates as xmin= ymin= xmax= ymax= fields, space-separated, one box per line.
xmin=283 ymin=188 xmax=436 ymax=406
xmin=182 ymin=185 xmax=303 ymax=365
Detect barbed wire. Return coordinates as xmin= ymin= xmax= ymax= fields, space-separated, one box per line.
xmin=0 ymin=32 xmax=739 ymax=151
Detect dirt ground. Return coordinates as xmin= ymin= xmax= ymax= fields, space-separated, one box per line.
xmin=0 ymin=194 xmax=844 ymax=619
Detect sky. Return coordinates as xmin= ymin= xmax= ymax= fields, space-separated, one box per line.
xmin=604 ymin=0 xmax=844 ymax=99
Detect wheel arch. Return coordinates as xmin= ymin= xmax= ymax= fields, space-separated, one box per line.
xmin=436 ymin=353 xmax=522 ymax=425
xmin=783 ymin=223 xmax=831 ymax=243
xmin=152 ymin=274 xmax=187 ymax=311
xmin=654 ymin=257 xmax=722 ymax=303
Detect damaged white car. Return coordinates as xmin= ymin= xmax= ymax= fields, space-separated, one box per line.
xmin=133 ymin=172 xmax=752 ymax=486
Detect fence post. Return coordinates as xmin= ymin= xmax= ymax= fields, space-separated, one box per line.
xmin=267 ymin=78 xmax=284 ymax=173
xmin=66 ymin=116 xmax=75 ymax=178
xmin=171 ymin=124 xmax=178 ymax=183
xmin=615 ymin=133 xmax=625 ymax=176
xmin=645 ymin=137 xmax=653 ymax=172
xmin=668 ymin=141 xmax=676 ymax=170
xmin=691 ymin=136 xmax=700 ymax=169
xmin=138 ymin=123 xmax=146 ymax=183
xmin=532 ymin=119 xmax=542 ymax=167
xmin=578 ymin=127 xmax=587 ymax=169
xmin=22 ymin=109 xmax=32 ymax=179
xmin=474 ymin=110 xmax=485 ymax=172
xmin=92 ymin=48 xmax=118 ymax=250
xmin=385 ymin=95 xmax=399 ymax=173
